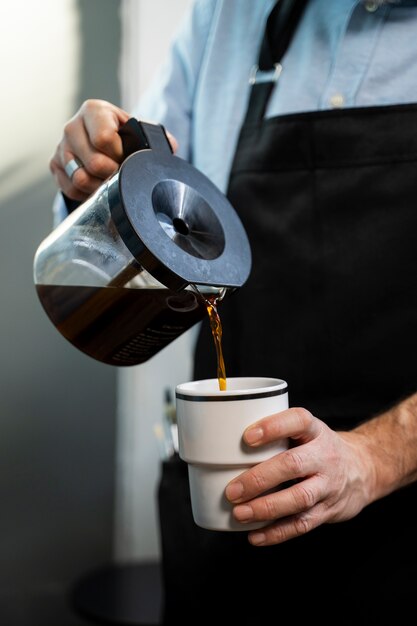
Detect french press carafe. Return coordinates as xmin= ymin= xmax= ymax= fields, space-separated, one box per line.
xmin=33 ymin=120 xmax=251 ymax=366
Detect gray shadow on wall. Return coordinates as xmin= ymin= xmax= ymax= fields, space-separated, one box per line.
xmin=76 ymin=0 xmax=122 ymax=104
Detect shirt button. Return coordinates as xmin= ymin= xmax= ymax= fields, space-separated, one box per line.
xmin=364 ymin=1 xmax=379 ymax=12
xmin=329 ymin=93 xmax=345 ymax=108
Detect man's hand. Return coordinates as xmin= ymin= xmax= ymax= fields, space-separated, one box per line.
xmin=225 ymin=394 xmax=417 ymax=546
xmin=49 ymin=98 xmax=178 ymax=202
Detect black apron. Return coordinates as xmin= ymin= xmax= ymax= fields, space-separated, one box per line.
xmin=159 ymin=3 xmax=417 ymax=623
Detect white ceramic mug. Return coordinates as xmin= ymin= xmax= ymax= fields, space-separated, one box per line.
xmin=175 ymin=377 xmax=289 ymax=531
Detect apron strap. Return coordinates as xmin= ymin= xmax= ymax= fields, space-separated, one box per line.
xmin=245 ymin=0 xmax=308 ymax=124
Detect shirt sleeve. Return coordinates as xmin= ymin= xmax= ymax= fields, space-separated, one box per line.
xmin=132 ymin=0 xmax=217 ymax=162
xmin=52 ymin=191 xmax=69 ymax=228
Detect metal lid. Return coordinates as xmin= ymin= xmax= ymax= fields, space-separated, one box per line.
xmin=109 ymin=123 xmax=252 ymax=291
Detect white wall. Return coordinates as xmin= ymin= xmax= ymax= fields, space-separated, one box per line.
xmin=115 ymin=0 xmax=193 ymax=563
xmin=0 ymin=0 xmax=80 ymax=202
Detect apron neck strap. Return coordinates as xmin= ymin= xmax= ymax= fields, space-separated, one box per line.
xmin=244 ymin=0 xmax=308 ymax=124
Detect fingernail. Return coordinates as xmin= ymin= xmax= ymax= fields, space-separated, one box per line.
xmin=234 ymin=505 xmax=254 ymax=522
xmin=249 ymin=532 xmax=266 ymax=546
xmin=245 ymin=426 xmax=263 ymax=445
xmin=225 ymin=481 xmax=243 ymax=502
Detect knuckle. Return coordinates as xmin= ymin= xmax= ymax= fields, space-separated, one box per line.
xmin=293 ymin=512 xmax=314 ymax=536
xmin=283 ymin=449 xmax=304 ymax=476
xmin=63 ymin=118 xmax=77 ymax=141
xmin=81 ymin=98 xmax=101 ymax=114
xmin=92 ymin=127 xmax=117 ymax=154
xmin=263 ymin=496 xmax=279 ymax=519
xmin=83 ymin=152 xmax=111 ymax=177
xmin=293 ymin=406 xmax=313 ymax=426
xmin=266 ymin=524 xmax=288 ymax=544
xmin=293 ymin=482 xmax=316 ymax=509
xmin=70 ymin=169 xmax=94 ymax=194
xmin=49 ymin=159 xmax=57 ymax=175
xmin=250 ymin=469 xmax=268 ymax=494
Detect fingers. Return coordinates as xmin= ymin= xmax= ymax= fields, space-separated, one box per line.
xmin=225 ymin=408 xmax=324 ymax=504
xmin=243 ymin=406 xmax=320 ymax=447
xmin=50 ymin=99 xmax=180 ymax=203
xmin=226 ymin=462 xmax=329 ymax=547
xmin=165 ymin=130 xmax=178 ymax=154
xmin=228 ymin=473 xmax=329 ymax=546
xmin=232 ymin=474 xmax=324 ymax=523
xmin=223 ymin=408 xmax=338 ymax=545
xmin=225 ymin=440 xmax=320 ymax=504
xmin=223 ymin=407 xmax=374 ymax=547
xmin=49 ymin=99 xmax=131 ymax=201
xmin=81 ymin=98 xmax=129 ymax=161
xmin=50 ymin=150 xmax=107 ymax=202
xmin=247 ymin=503 xmax=326 ymax=546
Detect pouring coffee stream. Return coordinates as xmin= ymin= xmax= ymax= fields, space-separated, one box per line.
xmin=190 ymin=284 xmax=227 ymax=390
xmin=34 ymin=119 xmax=251 ymax=385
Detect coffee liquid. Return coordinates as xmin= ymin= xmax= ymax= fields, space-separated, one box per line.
xmin=36 ymin=284 xmax=209 ymax=367
xmin=188 ymin=284 xmax=226 ymax=391
xmin=203 ymin=295 xmax=226 ymax=391
xmin=37 ymin=283 xmax=227 ymax=388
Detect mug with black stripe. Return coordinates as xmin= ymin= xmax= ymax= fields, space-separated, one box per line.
xmin=175 ymin=377 xmax=289 ymax=531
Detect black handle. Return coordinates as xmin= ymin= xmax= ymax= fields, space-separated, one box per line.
xmin=118 ymin=117 xmax=150 ymax=156
xmin=63 ymin=118 xmax=172 ymax=214
xmin=118 ymin=118 xmax=173 ymax=158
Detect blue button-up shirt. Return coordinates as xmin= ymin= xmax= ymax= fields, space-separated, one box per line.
xmin=54 ymin=0 xmax=417 ymax=222
xmin=137 ymin=0 xmax=417 ymax=191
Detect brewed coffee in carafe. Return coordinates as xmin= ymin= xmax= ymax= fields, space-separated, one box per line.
xmin=33 ymin=120 xmax=251 ymax=368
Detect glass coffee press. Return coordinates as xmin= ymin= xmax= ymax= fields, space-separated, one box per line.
xmin=33 ymin=119 xmax=251 ymax=367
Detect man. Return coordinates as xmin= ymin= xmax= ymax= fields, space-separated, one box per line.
xmin=50 ymin=1 xmax=417 ymax=623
